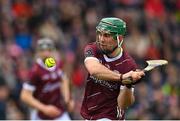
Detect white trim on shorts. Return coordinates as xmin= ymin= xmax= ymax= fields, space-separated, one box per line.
xmin=120 ymin=85 xmax=134 ymax=92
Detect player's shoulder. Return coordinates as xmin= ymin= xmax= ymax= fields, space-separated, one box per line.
xmin=122 ymin=49 xmax=133 ymax=59
xmin=30 ymin=63 xmax=40 ymax=73
xmin=56 ymin=59 xmax=64 ymax=69
xmin=84 ymin=42 xmax=100 ymax=53
xmin=84 ymin=42 xmax=97 ymax=50
xmin=31 ymin=58 xmax=46 ymax=72
xmin=84 ymin=42 xmax=101 ymax=58
xmin=122 ymin=49 xmax=138 ymax=69
xmin=28 ymin=63 xmax=40 ymax=79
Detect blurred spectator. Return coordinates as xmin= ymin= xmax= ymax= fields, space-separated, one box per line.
xmin=124 ymin=25 xmax=150 ymax=59
xmin=0 ymin=76 xmax=9 ymax=119
xmin=144 ymin=0 xmax=166 ymax=20
xmin=12 ymin=0 xmax=32 ymax=19
xmin=14 ymin=19 xmax=32 ymax=51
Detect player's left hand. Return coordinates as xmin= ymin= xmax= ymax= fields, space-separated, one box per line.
xmin=131 ymin=69 xmax=145 ymax=84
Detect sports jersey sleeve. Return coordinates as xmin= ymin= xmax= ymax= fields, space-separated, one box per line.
xmin=84 ymin=44 xmax=99 ymax=62
xmin=126 ymin=53 xmax=138 ymax=71
xmin=22 ymin=66 xmax=39 ymax=92
xmin=129 ymin=58 xmax=138 ymax=71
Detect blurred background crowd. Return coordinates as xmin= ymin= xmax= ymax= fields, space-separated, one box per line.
xmin=0 ymin=0 xmax=179 ymax=120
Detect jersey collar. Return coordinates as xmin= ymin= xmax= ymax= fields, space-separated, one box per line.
xmin=103 ymin=48 xmax=123 ymax=62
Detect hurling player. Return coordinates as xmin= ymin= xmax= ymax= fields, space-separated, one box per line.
xmin=81 ymin=17 xmax=145 ymax=120
xmin=20 ymin=38 xmax=74 ymax=120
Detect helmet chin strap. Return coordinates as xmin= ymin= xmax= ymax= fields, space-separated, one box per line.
xmin=117 ymin=34 xmax=123 ymax=48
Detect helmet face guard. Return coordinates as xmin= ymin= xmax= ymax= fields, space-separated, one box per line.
xmin=96 ymin=17 xmax=126 ymax=48
xmin=36 ymin=38 xmax=56 ymax=60
xmin=37 ymin=38 xmax=55 ymax=51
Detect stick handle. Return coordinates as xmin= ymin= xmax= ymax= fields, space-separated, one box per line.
xmin=121 ymin=77 xmax=133 ymax=85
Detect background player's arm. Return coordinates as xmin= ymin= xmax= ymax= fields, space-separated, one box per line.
xmin=61 ymin=74 xmax=74 ymax=112
xmin=85 ymin=58 xmax=144 ymax=82
xmin=20 ymin=89 xmax=46 ymax=112
xmin=20 ymin=88 xmax=61 ymax=117
xmin=61 ymin=74 xmax=70 ymax=103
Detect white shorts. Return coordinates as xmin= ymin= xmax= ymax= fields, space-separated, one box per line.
xmin=85 ymin=118 xmax=111 ymax=121
xmin=30 ymin=109 xmax=71 ymax=120
xmin=86 ymin=118 xmax=125 ymax=121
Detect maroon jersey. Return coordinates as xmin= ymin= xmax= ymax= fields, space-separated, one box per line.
xmin=81 ymin=42 xmax=137 ymax=120
xmin=23 ymin=58 xmax=66 ymax=120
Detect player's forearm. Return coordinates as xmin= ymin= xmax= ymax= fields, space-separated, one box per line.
xmin=93 ymin=68 xmax=121 ymax=81
xmin=20 ymin=89 xmax=45 ymax=112
xmin=85 ymin=60 xmax=121 ymax=81
xmin=117 ymin=87 xmax=135 ymax=110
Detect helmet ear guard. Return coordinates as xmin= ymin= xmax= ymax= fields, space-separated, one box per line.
xmin=116 ymin=35 xmax=123 ymax=48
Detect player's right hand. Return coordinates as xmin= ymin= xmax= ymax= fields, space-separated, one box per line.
xmin=42 ymin=105 xmax=61 ymax=117
xmin=122 ymin=71 xmax=145 ymax=85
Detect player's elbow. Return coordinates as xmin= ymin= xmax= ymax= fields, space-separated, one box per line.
xmin=20 ymin=89 xmax=32 ymax=103
xmin=20 ymin=90 xmax=26 ymax=102
xmin=88 ymin=69 xmax=98 ymax=76
xmin=87 ymin=67 xmax=101 ymax=77
xmin=85 ymin=61 xmax=99 ymax=76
